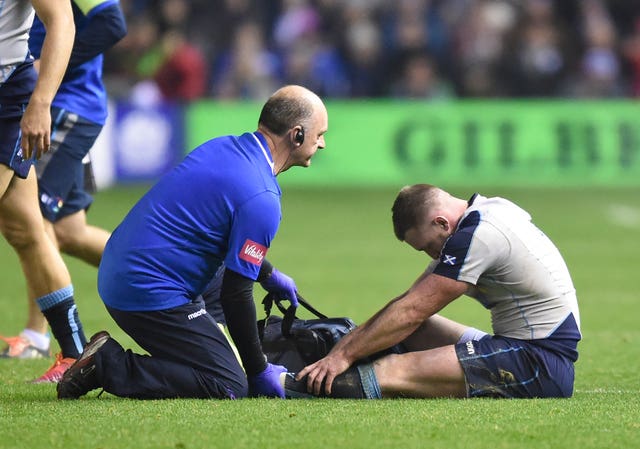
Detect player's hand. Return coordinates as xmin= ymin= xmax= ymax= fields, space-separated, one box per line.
xmin=20 ymin=99 xmax=51 ymax=160
xmin=297 ymin=352 xmax=351 ymax=396
xmin=260 ymin=268 xmax=299 ymax=307
xmin=248 ymin=363 xmax=287 ymax=398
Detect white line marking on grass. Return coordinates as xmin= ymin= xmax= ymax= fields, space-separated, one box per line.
xmin=607 ymin=204 xmax=640 ymax=229
xmin=575 ymin=389 xmax=640 ymax=394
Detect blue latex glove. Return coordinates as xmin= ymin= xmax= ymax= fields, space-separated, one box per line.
xmin=248 ymin=363 xmax=287 ymax=398
xmin=260 ymin=268 xmax=299 ymax=307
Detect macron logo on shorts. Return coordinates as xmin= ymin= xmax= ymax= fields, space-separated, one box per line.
xmin=466 ymin=340 xmax=475 ymax=355
xmin=187 ymin=308 xmax=207 ymax=320
xmin=239 ymin=239 xmax=267 ymax=266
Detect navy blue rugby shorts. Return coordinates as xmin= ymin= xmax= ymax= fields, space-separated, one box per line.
xmin=455 ymin=335 xmax=575 ymax=398
xmin=36 ymin=107 xmax=102 ymax=221
xmin=0 ymin=61 xmax=36 ymax=179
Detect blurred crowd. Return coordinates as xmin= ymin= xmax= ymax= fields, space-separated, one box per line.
xmin=103 ymin=0 xmax=640 ymax=102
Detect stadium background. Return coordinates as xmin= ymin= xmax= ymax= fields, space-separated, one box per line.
xmin=1 ymin=1 xmax=639 ymax=448
xmin=92 ymin=0 xmax=640 ymax=188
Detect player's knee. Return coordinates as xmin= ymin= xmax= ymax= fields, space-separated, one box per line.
xmin=0 ymin=219 xmax=39 ymax=251
xmin=372 ymin=354 xmax=416 ymax=396
xmin=372 ymin=353 xmax=402 ymax=381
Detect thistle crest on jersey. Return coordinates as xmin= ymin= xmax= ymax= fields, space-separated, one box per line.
xmin=239 ymin=239 xmax=267 ymax=265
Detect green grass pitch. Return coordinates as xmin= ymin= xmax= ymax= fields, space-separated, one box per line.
xmin=0 ymin=185 xmax=638 ymax=449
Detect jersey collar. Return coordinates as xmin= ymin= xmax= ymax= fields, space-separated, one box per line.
xmin=252 ymin=132 xmax=275 ymax=175
xmin=468 ymin=193 xmax=479 ymax=207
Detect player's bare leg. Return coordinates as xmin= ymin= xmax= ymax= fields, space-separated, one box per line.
xmin=0 ymin=167 xmax=86 ymax=372
xmin=47 ymin=209 xmax=109 ymax=267
xmin=370 ymin=314 xmax=485 ymax=398
xmin=14 ymin=209 xmax=109 ymax=356
xmin=402 ymin=314 xmax=471 ymax=351
xmin=0 ymin=166 xmax=14 ymax=199
xmin=374 ymin=346 xmax=467 ymax=398
xmin=0 ymin=168 xmax=71 ymax=298
xmin=0 ymin=167 xmax=48 ymax=357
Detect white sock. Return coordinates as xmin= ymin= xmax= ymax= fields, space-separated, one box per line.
xmin=279 ymin=372 xmax=288 ymax=390
xmin=457 ymin=327 xmax=489 ymax=344
xmin=21 ymin=329 xmax=50 ymax=350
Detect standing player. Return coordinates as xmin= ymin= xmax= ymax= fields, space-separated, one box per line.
xmin=57 ymin=85 xmax=328 ymax=400
xmin=0 ymin=0 xmax=89 ymax=381
xmin=288 ymin=184 xmax=581 ymax=399
xmin=0 ymin=0 xmax=126 ymax=381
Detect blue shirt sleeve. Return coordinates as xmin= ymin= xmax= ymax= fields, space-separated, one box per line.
xmin=68 ymin=1 xmax=127 ymax=69
xmin=224 ymin=191 xmax=282 ymax=281
xmin=29 ymin=0 xmax=127 ymax=69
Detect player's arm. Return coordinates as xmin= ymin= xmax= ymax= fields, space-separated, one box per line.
xmin=299 ymin=272 xmax=468 ymax=395
xmin=21 ymin=0 xmax=75 ymax=159
xmin=342 ymin=273 xmax=467 ymax=360
xmin=67 ymin=0 xmax=127 ymax=69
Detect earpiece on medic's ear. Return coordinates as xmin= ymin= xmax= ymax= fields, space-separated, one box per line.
xmin=294 ymin=127 xmax=305 ymax=145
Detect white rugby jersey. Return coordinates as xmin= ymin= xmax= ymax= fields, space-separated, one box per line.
xmin=431 ymin=194 xmax=581 ymax=346
xmin=0 ymin=0 xmax=34 ymax=73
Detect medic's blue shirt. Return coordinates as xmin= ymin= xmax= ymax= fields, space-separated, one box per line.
xmin=98 ymin=132 xmax=281 ymax=311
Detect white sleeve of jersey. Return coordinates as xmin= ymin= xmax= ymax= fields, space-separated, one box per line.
xmin=455 ymin=226 xmax=509 ymax=285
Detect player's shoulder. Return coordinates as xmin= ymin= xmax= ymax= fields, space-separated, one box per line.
xmin=450 ymin=200 xmax=512 ymax=253
xmin=470 ymin=195 xmax=531 ymax=221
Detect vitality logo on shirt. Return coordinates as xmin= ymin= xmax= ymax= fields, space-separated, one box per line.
xmin=239 ymin=239 xmax=267 ymax=266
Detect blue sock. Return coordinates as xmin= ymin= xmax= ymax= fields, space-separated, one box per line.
xmin=36 ymin=286 xmax=86 ymax=358
xmin=357 ymin=363 xmax=382 ymax=399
